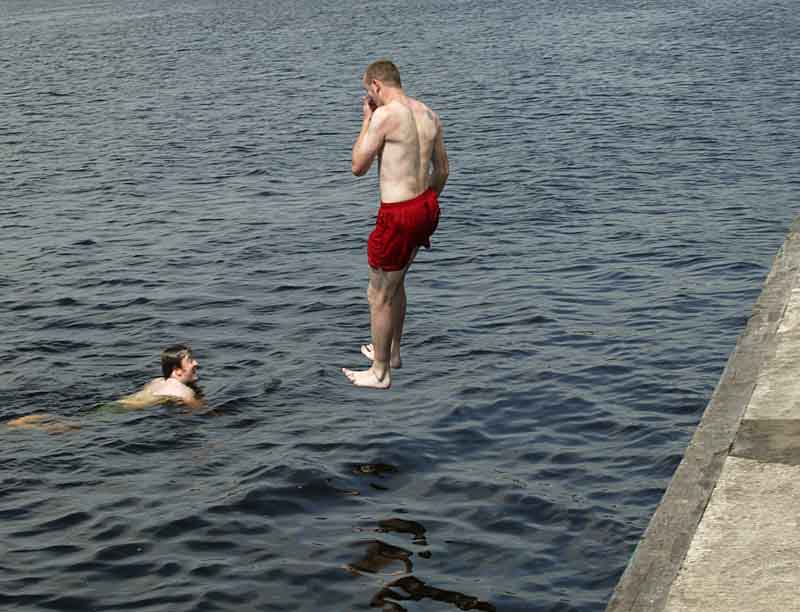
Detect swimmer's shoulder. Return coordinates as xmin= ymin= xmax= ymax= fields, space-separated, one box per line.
xmin=141 ymin=377 xmax=164 ymax=392
xmin=117 ymin=378 xmax=166 ymax=408
xmin=152 ymin=378 xmax=195 ymax=401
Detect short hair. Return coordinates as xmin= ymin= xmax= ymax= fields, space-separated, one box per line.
xmin=161 ymin=344 xmax=192 ymax=379
xmin=364 ymin=59 xmax=402 ymax=87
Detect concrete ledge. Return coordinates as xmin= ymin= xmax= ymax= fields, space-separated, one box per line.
xmin=663 ymin=457 xmax=800 ymax=612
xmin=606 ymin=218 xmax=800 ymax=612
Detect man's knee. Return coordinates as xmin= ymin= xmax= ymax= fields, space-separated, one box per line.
xmin=368 ymin=285 xmax=391 ymax=307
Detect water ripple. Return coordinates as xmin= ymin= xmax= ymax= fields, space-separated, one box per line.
xmin=2 ymin=0 xmax=799 ymax=610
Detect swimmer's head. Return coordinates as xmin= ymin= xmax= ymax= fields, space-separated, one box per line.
xmin=363 ymin=59 xmax=401 ymax=106
xmin=161 ymin=344 xmax=199 ymax=384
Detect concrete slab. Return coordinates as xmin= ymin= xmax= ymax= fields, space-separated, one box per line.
xmin=732 ymin=419 xmax=800 ymax=464
xmin=606 ymin=218 xmax=800 ymax=612
xmin=745 ymin=322 xmax=800 ymax=420
xmin=777 ymin=287 xmax=800 ymax=334
xmin=745 ymin=241 xmax=800 ymax=421
xmin=663 ymin=456 xmax=800 ymax=612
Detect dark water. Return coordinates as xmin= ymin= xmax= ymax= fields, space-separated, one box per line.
xmin=2 ymin=0 xmax=799 ymax=610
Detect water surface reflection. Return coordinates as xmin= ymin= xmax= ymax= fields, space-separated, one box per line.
xmin=349 ymin=517 xmax=495 ymax=611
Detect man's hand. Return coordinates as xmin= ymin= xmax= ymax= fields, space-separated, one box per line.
xmin=353 ymin=99 xmax=385 ymax=176
xmin=363 ymin=96 xmax=377 ymax=121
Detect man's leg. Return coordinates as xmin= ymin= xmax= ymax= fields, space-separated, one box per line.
xmin=7 ymin=414 xmax=80 ymax=433
xmin=390 ymin=282 xmax=406 ymax=365
xmin=343 ymin=265 xmax=406 ymax=389
xmin=361 ymin=279 xmax=406 ymax=368
xmin=360 ymin=247 xmax=418 ymax=369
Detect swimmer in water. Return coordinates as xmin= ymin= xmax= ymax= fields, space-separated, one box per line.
xmin=117 ymin=343 xmax=204 ymax=410
xmin=6 ymin=343 xmax=205 ymax=432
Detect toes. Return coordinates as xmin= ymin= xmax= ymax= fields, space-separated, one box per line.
xmin=342 ymin=367 xmax=390 ymax=389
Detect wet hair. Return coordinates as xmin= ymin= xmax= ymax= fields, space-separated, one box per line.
xmin=161 ymin=343 xmax=193 ymax=379
xmin=364 ymin=59 xmax=402 ymax=87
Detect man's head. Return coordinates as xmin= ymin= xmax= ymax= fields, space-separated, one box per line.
xmin=363 ymin=59 xmax=402 ymax=107
xmin=161 ymin=344 xmax=199 ymax=384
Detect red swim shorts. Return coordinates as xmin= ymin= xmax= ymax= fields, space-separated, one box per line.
xmin=368 ymin=188 xmax=440 ymax=271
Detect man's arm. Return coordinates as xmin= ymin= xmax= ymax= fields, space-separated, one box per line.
xmin=164 ymin=381 xmax=205 ymax=411
xmin=176 ymin=384 xmax=206 ymax=411
xmin=180 ymin=395 xmax=206 ymax=411
xmin=352 ymin=102 xmax=389 ymax=176
xmin=430 ymin=121 xmax=449 ymax=195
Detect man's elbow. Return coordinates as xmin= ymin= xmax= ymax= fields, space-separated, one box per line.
xmin=352 ymin=160 xmax=369 ymax=176
xmin=433 ymin=152 xmax=449 ymax=175
xmin=431 ymin=166 xmax=449 ymax=194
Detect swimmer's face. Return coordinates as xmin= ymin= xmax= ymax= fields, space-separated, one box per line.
xmin=174 ymin=354 xmax=199 ymax=384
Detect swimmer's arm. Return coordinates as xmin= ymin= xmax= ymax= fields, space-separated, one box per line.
xmin=180 ymin=394 xmax=206 ymax=411
xmin=170 ymin=385 xmax=205 ymax=411
xmin=430 ymin=119 xmax=449 ymax=195
xmin=352 ymin=106 xmax=389 ymax=176
xmin=116 ymin=379 xmax=159 ymax=409
xmin=143 ymin=392 xmax=205 ymax=411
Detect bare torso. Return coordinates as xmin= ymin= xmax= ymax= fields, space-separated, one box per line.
xmin=377 ymin=97 xmax=441 ymax=203
xmin=117 ymin=377 xmax=198 ymax=409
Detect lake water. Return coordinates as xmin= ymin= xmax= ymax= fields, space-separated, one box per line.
xmin=2 ymin=0 xmax=799 ymax=610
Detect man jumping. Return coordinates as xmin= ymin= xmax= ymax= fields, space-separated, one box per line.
xmin=343 ymin=60 xmax=449 ymax=389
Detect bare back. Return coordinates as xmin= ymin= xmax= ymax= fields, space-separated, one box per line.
xmin=378 ymin=98 xmax=442 ymax=203
xmin=117 ymin=377 xmax=198 ymax=409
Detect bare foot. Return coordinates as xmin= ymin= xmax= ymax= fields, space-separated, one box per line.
xmin=360 ymin=343 xmax=402 ymax=369
xmin=342 ymin=367 xmax=391 ymax=389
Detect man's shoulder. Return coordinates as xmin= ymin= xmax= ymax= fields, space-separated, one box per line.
xmin=151 ymin=378 xmax=195 ymax=399
xmin=408 ymin=97 xmax=439 ymax=121
xmin=166 ymin=380 xmax=195 ymax=399
xmin=142 ymin=378 xmax=164 ymax=391
xmin=369 ymin=104 xmax=399 ymax=132
xmin=376 ymin=101 xmax=408 ymax=120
